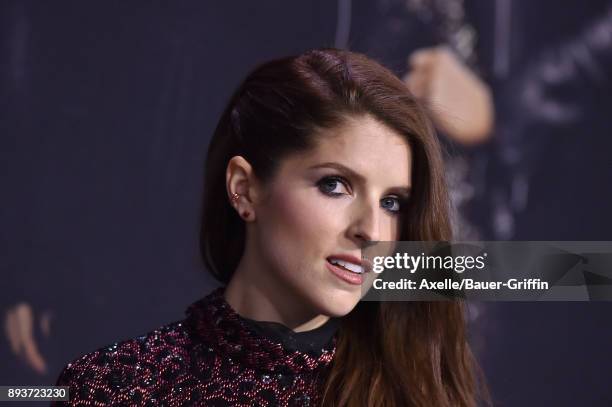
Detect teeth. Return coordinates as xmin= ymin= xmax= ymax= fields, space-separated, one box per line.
xmin=329 ymin=258 xmax=364 ymax=274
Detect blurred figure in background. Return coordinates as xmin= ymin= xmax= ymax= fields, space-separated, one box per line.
xmin=348 ymin=0 xmax=612 ymax=239
xmin=475 ymin=0 xmax=612 ymax=241
xmin=472 ymin=1 xmax=612 ymax=405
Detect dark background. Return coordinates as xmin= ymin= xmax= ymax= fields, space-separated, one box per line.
xmin=2 ymin=1 xmax=611 ymax=406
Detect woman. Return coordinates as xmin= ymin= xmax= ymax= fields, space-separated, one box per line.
xmin=54 ymin=49 xmax=486 ymax=406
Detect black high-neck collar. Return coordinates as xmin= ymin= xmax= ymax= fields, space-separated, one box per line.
xmin=241 ymin=313 xmax=341 ymax=355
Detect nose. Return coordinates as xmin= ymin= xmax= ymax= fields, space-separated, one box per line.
xmin=347 ymin=198 xmax=382 ymax=247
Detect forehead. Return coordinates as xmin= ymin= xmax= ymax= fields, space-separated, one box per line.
xmin=283 ymin=115 xmax=412 ymax=185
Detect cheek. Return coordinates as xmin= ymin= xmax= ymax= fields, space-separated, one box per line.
xmin=257 ymin=189 xmax=342 ymax=270
xmin=265 ymin=190 xmax=334 ymax=246
xmin=385 ymin=216 xmax=401 ymax=241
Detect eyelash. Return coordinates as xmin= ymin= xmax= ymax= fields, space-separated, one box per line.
xmin=316 ymin=175 xmax=406 ymax=215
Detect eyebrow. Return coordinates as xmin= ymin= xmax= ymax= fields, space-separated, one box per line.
xmin=308 ymin=162 xmax=412 ymax=196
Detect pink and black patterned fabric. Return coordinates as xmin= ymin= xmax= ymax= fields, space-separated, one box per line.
xmin=53 ymin=287 xmax=338 ymax=406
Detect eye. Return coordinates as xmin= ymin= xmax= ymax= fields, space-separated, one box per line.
xmin=317 ymin=176 xmax=407 ymax=213
xmin=380 ymin=196 xmax=402 ymax=214
xmin=317 ymin=176 xmax=350 ymax=196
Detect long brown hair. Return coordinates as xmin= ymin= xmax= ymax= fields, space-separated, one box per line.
xmin=200 ymin=48 xmax=487 ymax=406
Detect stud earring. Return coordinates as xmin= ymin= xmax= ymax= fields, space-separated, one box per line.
xmin=230 ymin=193 xmax=250 ymax=219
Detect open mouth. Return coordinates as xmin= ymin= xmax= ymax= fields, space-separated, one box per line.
xmin=326 ymin=257 xmax=365 ymax=274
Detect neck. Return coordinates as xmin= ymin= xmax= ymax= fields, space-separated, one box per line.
xmin=224 ymin=244 xmax=330 ymax=332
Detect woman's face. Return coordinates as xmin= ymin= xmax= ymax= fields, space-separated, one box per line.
xmin=250 ymin=114 xmax=412 ymax=318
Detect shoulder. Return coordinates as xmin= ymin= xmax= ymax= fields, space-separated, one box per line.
xmin=54 ymin=320 xmax=192 ymax=406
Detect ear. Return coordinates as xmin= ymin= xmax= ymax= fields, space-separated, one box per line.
xmin=226 ymin=155 xmax=261 ymax=222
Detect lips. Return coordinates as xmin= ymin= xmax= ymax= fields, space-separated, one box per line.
xmin=325 ymin=260 xmax=364 ymax=285
xmin=325 ymin=254 xmax=372 ymax=274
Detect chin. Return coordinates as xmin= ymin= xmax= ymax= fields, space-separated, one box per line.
xmin=312 ymin=289 xmax=362 ymax=318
